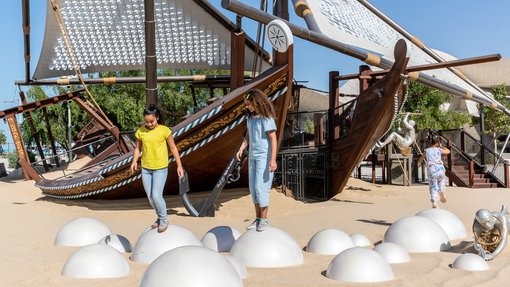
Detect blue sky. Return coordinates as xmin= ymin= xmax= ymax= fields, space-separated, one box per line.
xmin=1 ymin=0 xmax=509 ymax=149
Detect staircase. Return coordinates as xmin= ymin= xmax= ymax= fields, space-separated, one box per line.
xmin=449 ymin=157 xmax=499 ymax=188
xmin=432 ymin=129 xmax=509 ymax=188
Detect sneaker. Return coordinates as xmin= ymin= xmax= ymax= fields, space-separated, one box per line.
xmin=439 ymin=191 xmax=447 ymax=203
xmin=151 ymin=219 xmax=160 ymax=229
xmin=158 ymin=220 xmax=168 ymax=233
xmin=246 ymin=219 xmax=259 ymax=230
xmin=257 ymin=219 xmax=269 ymax=232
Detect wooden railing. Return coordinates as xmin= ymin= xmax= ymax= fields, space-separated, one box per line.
xmin=329 ymin=98 xmax=358 ymax=141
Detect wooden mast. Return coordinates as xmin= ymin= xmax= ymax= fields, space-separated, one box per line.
xmin=144 ymin=0 xmax=158 ymax=106
xmin=21 ymin=0 xmax=31 ymax=84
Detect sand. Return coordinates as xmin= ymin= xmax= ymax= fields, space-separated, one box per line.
xmin=1 ymin=173 xmax=509 ymax=286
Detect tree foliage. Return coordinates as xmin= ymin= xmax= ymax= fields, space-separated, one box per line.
xmin=482 ymin=85 xmax=509 ymax=136
xmin=20 ymin=86 xmax=86 ymax=150
xmin=398 ymin=81 xmax=472 ymax=131
xmin=0 ymin=129 xmax=6 ymax=145
xmin=19 ymin=69 xmax=230 ymax=149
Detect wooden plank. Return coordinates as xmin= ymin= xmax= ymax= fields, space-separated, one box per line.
xmin=329 ymin=71 xmax=339 ymax=142
xmin=19 ymin=91 xmax=49 ymax=171
xmin=5 ymin=114 xmax=41 ymax=181
xmin=230 ymin=31 xmax=246 ymax=90
xmin=334 ymin=54 xmax=502 ymax=82
xmin=0 ymin=90 xmax=83 ymax=119
xmin=273 ymin=46 xmax=293 ymax=150
xmin=42 ymin=107 xmax=60 ymax=168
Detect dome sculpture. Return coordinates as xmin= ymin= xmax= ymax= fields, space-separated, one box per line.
xmin=54 ymin=217 xmax=112 ymax=247
xmin=230 ymin=227 xmax=303 ymax=267
xmin=139 ymin=246 xmax=242 ymax=287
xmin=452 ymin=254 xmax=490 ymax=271
xmin=130 ymin=224 xmax=202 ymax=264
xmin=61 ymin=244 xmax=129 ymax=278
xmin=373 ymin=242 xmax=411 ymax=264
xmin=383 ymin=216 xmax=451 ymax=252
xmin=326 ymin=247 xmax=394 ymax=283
xmin=98 ymin=234 xmax=133 ymax=253
xmin=201 ymin=226 xmax=241 ymax=252
xmin=415 ymin=208 xmax=467 ymax=240
xmin=306 ymin=229 xmax=354 ymax=255
xmin=350 ymin=233 xmax=371 ymax=247
xmin=224 ymin=255 xmax=248 ymax=279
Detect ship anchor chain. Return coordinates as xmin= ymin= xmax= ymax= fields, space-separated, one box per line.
xmin=179 ymin=139 xmax=248 ymax=217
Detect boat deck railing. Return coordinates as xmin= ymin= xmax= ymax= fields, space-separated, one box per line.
xmin=331 ymin=98 xmax=358 ymax=141
xmin=280 ymin=110 xmax=329 ymax=150
xmin=29 ymin=135 xmax=123 ymax=180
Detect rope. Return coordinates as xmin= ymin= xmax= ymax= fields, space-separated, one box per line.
xmin=251 ymin=0 xmax=267 ymax=78
xmin=50 ymin=0 xmax=114 ymax=127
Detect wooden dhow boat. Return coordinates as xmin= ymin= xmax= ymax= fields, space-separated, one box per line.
xmin=3 ymin=0 xmax=293 ymax=200
xmin=35 ymin=62 xmax=292 ymax=199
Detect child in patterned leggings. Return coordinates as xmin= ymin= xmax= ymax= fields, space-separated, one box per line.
xmin=418 ymin=135 xmax=450 ymax=208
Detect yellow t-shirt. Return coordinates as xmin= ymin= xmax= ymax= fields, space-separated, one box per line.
xmin=135 ymin=125 xmax=172 ymax=170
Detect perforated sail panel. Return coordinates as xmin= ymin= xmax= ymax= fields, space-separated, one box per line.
xmin=307 ymin=0 xmax=488 ymax=101
xmin=34 ymin=0 xmax=270 ymax=79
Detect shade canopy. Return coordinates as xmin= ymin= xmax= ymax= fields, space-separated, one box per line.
xmin=34 ymin=0 xmax=270 ymax=80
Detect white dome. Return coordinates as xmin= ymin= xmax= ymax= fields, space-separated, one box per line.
xmin=383 ymin=216 xmax=451 ymax=253
xmin=224 ymin=255 xmax=248 ymax=279
xmin=202 ymin=226 xmax=241 ymax=252
xmin=350 ymin=233 xmax=371 ymax=247
xmin=373 ymin=243 xmax=411 ymax=264
xmin=230 ymin=227 xmax=303 ymax=267
xmin=61 ymin=244 xmax=129 ymax=278
xmin=139 ymin=246 xmax=242 ymax=287
xmin=54 ymin=217 xmax=112 ymax=247
xmin=130 ymin=224 xmax=202 ymax=264
xmin=326 ymin=247 xmax=394 ymax=283
xmin=415 ymin=208 xmax=467 ymax=240
xmin=98 ymin=234 xmax=133 ymax=253
xmin=452 ymin=254 xmax=489 ymax=271
xmin=306 ymin=229 xmax=354 ymax=255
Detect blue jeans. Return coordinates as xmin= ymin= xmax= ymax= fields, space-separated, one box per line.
xmin=141 ymin=167 xmax=168 ymax=221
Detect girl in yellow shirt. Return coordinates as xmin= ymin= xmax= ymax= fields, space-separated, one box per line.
xmin=131 ymin=105 xmax=184 ymax=232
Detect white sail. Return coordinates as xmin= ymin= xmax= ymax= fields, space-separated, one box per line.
xmin=34 ymin=0 xmax=270 ymax=80
xmin=306 ymin=0 xmax=494 ymax=106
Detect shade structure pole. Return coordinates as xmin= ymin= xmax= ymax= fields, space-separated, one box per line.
xmin=221 ymin=0 xmax=510 ymax=116
xmin=21 ymin=0 xmax=31 ymax=83
xmin=15 ymin=75 xmax=250 ymax=86
xmin=144 ymin=0 xmax=158 ymax=106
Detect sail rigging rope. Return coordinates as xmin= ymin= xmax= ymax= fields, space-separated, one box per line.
xmin=50 ymin=0 xmax=114 ymax=127
xmin=251 ymin=0 xmax=268 ymax=78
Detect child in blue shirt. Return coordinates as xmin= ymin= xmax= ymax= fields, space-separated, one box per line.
xmin=237 ymin=89 xmax=277 ymax=232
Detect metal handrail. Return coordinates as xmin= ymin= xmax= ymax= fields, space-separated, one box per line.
xmin=49 ymin=155 xmax=121 ymax=181
xmin=29 ymin=135 xmax=115 ymax=166
xmin=29 ymin=135 xmax=117 ymax=179
xmin=332 ymin=98 xmax=357 ymax=112
xmin=460 ymin=129 xmax=503 ymax=159
xmin=435 ymin=130 xmax=484 ymax=166
xmin=435 ymin=129 xmax=507 ymax=187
